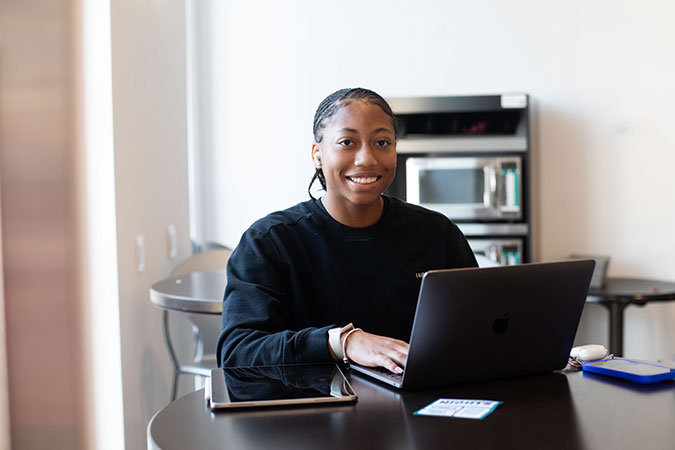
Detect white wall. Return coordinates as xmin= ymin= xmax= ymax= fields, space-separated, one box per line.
xmin=77 ymin=0 xmax=124 ymax=448
xmin=110 ymin=0 xmax=192 ymax=448
xmin=194 ymin=0 xmax=675 ymax=364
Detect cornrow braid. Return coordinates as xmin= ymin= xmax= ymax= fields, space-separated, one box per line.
xmin=308 ymin=88 xmax=398 ymax=200
xmin=308 ymin=169 xmax=326 ymax=199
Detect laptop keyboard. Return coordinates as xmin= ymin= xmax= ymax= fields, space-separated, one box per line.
xmin=371 ymin=366 xmax=403 ymax=383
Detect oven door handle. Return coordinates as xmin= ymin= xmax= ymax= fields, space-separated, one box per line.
xmin=483 ymin=165 xmax=498 ymax=209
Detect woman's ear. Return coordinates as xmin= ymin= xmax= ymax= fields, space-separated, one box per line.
xmin=311 ymin=144 xmax=321 ymax=168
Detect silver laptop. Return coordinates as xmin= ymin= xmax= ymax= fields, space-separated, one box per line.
xmin=350 ymin=260 xmax=595 ymax=389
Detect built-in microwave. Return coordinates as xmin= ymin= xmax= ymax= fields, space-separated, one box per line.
xmin=405 ymin=155 xmax=522 ymax=221
xmin=385 ymin=94 xmax=532 ymax=263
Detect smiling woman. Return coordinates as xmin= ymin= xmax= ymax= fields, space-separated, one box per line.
xmin=310 ymin=89 xmax=398 ymax=227
xmin=217 ymin=88 xmax=477 ymax=375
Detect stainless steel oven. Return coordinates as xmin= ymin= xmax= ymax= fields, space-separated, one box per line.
xmin=405 ymin=155 xmax=522 ymax=221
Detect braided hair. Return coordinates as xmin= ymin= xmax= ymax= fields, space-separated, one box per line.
xmin=308 ymin=88 xmax=398 ymax=199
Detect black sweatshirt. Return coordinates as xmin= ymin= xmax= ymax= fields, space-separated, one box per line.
xmin=217 ymin=196 xmax=477 ymax=367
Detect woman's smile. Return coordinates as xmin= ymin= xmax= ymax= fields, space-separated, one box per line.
xmin=346 ymin=174 xmax=382 ymax=187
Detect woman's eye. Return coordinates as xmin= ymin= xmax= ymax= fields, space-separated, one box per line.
xmin=375 ymin=139 xmax=391 ymax=147
xmin=338 ymin=139 xmax=353 ymax=147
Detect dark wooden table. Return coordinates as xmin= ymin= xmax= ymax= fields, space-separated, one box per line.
xmin=147 ymin=369 xmax=675 ymax=450
xmin=587 ymin=278 xmax=675 ymax=356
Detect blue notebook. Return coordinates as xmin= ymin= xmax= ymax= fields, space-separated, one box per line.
xmin=583 ymin=358 xmax=675 ymax=384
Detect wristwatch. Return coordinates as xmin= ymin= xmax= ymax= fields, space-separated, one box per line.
xmin=328 ymin=323 xmax=354 ymax=362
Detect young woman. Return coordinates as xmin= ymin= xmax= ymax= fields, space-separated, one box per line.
xmin=217 ymin=88 xmax=477 ymax=374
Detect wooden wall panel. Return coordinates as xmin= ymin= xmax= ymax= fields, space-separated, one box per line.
xmin=0 ymin=0 xmax=83 ymax=449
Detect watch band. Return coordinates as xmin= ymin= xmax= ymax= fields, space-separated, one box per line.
xmin=328 ymin=323 xmax=354 ymax=361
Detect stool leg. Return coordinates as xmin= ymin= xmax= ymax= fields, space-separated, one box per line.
xmin=163 ymin=310 xmax=181 ymax=402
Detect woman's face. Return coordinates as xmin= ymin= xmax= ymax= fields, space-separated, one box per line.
xmin=311 ymin=100 xmax=396 ymax=213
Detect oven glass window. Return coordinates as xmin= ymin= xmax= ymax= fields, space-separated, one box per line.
xmin=419 ymin=169 xmax=483 ymax=204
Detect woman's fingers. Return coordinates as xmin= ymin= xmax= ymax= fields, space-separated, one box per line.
xmin=389 ymin=348 xmax=408 ymax=368
xmin=379 ymin=355 xmax=404 ymax=374
xmin=344 ymin=330 xmax=410 ymax=374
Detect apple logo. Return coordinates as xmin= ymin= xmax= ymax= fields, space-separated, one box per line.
xmin=492 ymin=313 xmax=510 ymax=334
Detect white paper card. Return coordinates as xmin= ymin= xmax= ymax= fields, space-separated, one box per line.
xmin=414 ymin=398 xmax=502 ymax=419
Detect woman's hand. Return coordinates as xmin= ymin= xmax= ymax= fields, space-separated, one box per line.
xmin=343 ymin=330 xmax=409 ymax=374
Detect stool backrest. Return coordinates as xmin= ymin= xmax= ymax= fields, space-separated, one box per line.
xmin=169 ymin=247 xmax=232 ymax=366
xmin=171 ymin=248 xmax=232 ymax=277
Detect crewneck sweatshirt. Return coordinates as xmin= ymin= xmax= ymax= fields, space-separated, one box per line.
xmin=217 ymin=196 xmax=477 ymax=367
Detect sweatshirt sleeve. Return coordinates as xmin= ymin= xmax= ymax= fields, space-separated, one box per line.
xmin=446 ymin=221 xmax=478 ymax=269
xmin=216 ymin=228 xmax=334 ymax=368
